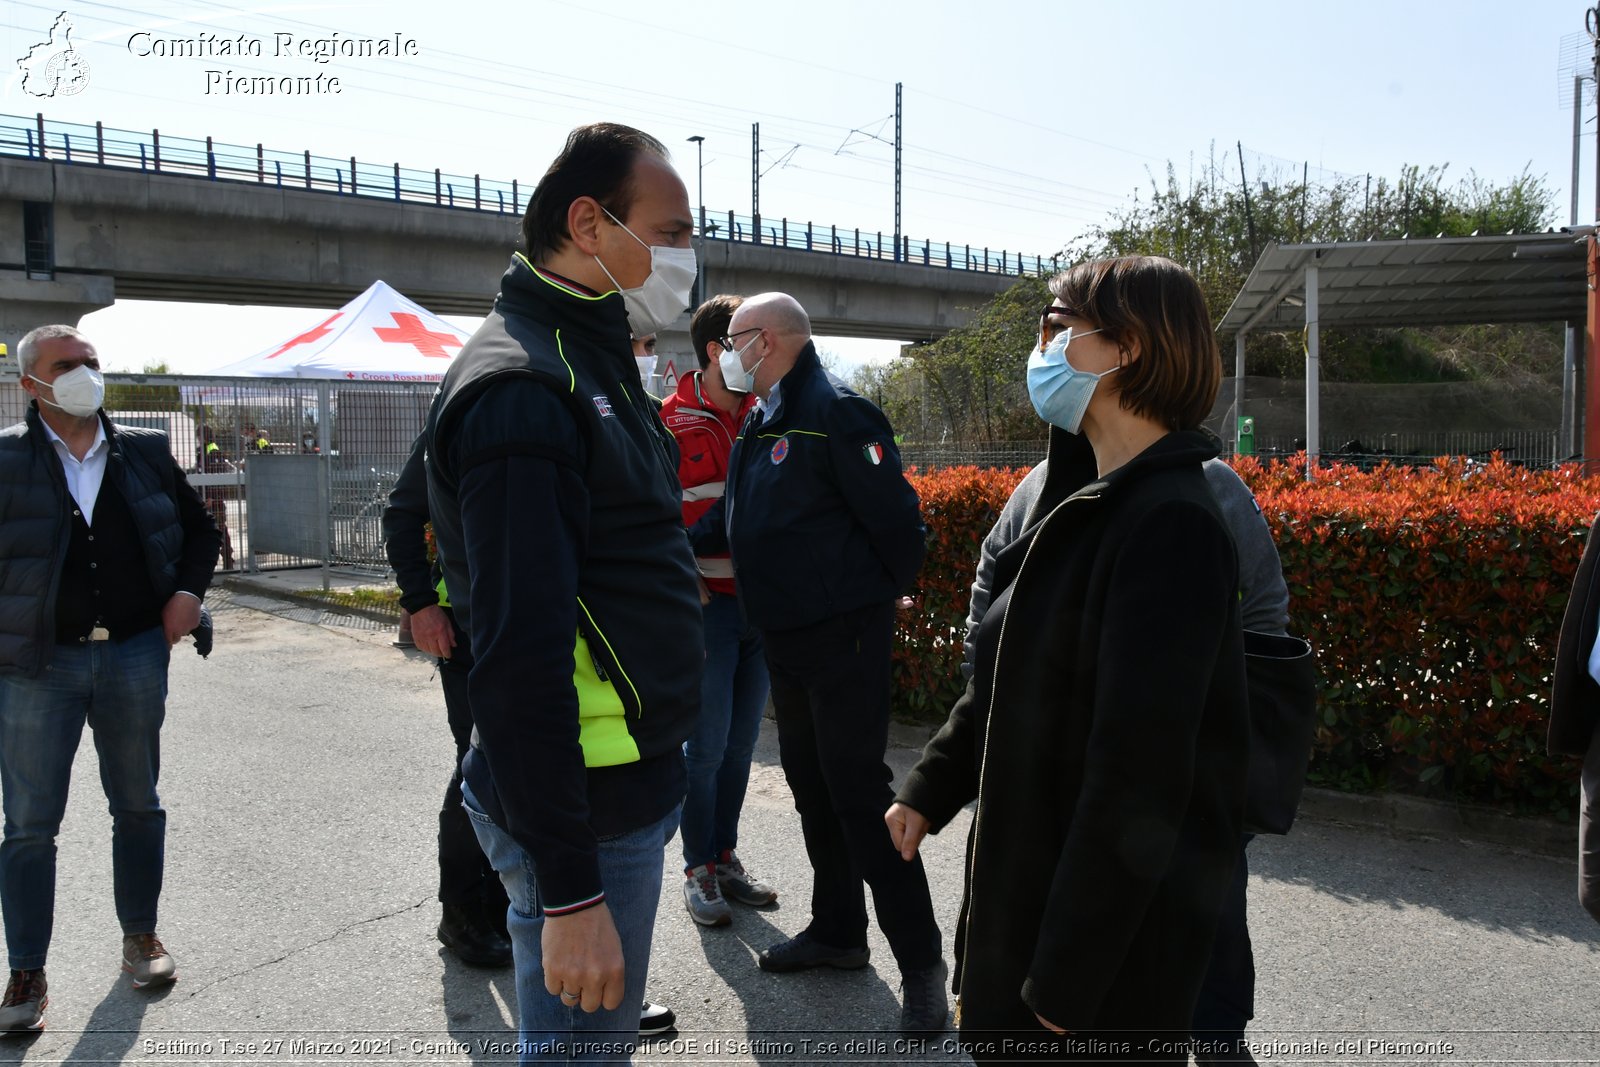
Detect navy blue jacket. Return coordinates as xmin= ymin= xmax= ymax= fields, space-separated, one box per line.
xmin=692 ymin=343 xmax=924 ymax=631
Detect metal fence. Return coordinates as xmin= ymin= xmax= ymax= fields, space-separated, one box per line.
xmin=1248 ymin=429 xmax=1567 ymax=469
xmin=898 ymin=429 xmax=1567 ymax=473
xmin=0 ymin=374 xmax=430 ymax=577
xmin=1 ymin=112 xmax=1055 ymax=278
xmin=900 ymin=440 xmax=1048 ymax=471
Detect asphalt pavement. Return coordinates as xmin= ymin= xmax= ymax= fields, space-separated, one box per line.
xmin=3 ymin=590 xmax=1598 ymax=1066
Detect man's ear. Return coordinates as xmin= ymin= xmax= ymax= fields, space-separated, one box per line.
xmin=566 ymin=196 xmax=608 ymax=257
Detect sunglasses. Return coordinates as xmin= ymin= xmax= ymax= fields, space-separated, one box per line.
xmin=1038 ymin=305 xmax=1079 ymax=347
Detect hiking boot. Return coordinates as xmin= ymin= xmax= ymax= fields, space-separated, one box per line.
xmin=639 ymin=1001 xmax=675 ymax=1037
xmin=0 ymin=969 xmax=46 ymax=1033
xmin=715 ymin=850 xmax=777 ymax=906
xmin=899 ymin=959 xmax=949 ymax=1034
xmin=757 ymin=930 xmax=870 ymax=973
xmin=121 ymin=934 xmax=177 ymax=989
xmin=438 ymin=901 xmax=513 ymax=968
xmin=683 ymin=864 xmax=732 ymax=927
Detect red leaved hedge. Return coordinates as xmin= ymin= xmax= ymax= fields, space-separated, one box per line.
xmin=899 ymin=456 xmax=1600 ymax=810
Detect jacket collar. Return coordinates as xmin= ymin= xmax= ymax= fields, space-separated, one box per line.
xmin=1028 ymin=425 xmax=1220 ymax=522
xmin=495 ymin=253 xmax=633 ymax=350
xmin=672 ymin=370 xmax=753 ymax=431
xmin=24 ymin=405 xmax=122 ymax=455
xmin=756 ymin=341 xmax=820 ymax=425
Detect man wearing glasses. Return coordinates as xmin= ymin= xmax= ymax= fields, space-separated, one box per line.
xmin=690 ymin=292 xmax=947 ymax=1034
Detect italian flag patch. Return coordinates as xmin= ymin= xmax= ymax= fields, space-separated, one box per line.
xmin=863 ymin=442 xmax=884 ymax=465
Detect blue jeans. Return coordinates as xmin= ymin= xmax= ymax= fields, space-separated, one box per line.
xmin=680 ymin=593 xmax=769 ymax=869
xmin=463 ymin=779 xmax=679 ymax=1066
xmin=0 ymin=627 xmax=170 ymax=970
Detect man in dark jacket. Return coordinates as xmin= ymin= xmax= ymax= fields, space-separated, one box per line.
xmin=690 ymin=292 xmax=946 ymax=1034
xmin=0 ymin=325 xmax=220 ymax=1033
xmin=423 ymin=123 xmax=703 ymax=1061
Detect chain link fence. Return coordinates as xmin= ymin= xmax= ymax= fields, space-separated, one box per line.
xmin=0 ymin=374 xmax=431 ymax=576
xmin=896 ymin=429 xmax=1564 ymax=473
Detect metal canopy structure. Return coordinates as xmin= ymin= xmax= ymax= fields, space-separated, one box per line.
xmin=1216 ymin=229 xmax=1592 ymax=468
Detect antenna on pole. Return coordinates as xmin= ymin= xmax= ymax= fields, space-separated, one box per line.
xmin=894 ymin=82 xmax=903 ymax=263
xmin=752 ymin=122 xmax=760 ymax=244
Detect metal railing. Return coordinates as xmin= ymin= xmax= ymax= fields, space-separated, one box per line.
xmin=1243 ymin=430 xmax=1567 ymax=470
xmin=897 ymin=429 xmax=1568 ymax=472
xmin=0 ymin=112 xmax=1057 ymax=278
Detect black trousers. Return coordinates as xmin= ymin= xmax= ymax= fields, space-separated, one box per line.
xmin=1190 ymin=836 xmax=1256 ymax=1062
xmin=763 ymin=599 xmax=940 ymax=970
xmin=436 ymin=611 xmax=504 ymax=909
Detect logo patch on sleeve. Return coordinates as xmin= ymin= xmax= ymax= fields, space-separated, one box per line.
xmin=863 ymin=441 xmax=884 ymax=465
xmin=770 ymin=437 xmax=790 ymax=464
xmin=592 ymin=394 xmax=615 ymax=418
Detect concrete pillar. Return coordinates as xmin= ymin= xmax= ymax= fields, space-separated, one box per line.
xmin=0 ymin=271 xmax=115 ymax=358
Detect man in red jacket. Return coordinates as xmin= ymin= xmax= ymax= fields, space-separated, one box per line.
xmin=659 ymin=294 xmax=778 ymax=927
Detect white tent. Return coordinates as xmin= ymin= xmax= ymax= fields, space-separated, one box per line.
xmin=207 ymin=280 xmax=469 ymax=382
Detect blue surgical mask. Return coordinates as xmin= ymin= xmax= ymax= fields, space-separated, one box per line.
xmin=1025 ymin=327 xmax=1116 ymax=434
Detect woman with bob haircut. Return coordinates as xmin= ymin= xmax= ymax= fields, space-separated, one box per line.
xmin=887 ymin=256 xmax=1251 ymax=1062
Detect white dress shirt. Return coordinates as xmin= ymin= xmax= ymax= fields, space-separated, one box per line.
xmin=40 ymin=417 xmax=109 ymax=526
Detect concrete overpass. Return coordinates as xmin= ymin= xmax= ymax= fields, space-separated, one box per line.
xmin=0 ymin=115 xmax=1052 ymax=355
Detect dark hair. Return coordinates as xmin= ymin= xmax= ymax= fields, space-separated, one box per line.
xmin=1049 ymin=256 xmax=1220 ymax=431
xmin=522 ymin=123 xmax=668 ymax=262
xmin=690 ymin=294 xmax=744 ymax=369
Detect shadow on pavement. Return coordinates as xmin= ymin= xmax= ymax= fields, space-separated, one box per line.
xmin=438 ymin=950 xmax=516 ymax=1066
xmin=53 ymin=972 xmax=172 ymax=1066
xmin=1252 ymin=819 xmax=1600 ymax=941
xmin=672 ymin=907 xmax=909 ymax=1065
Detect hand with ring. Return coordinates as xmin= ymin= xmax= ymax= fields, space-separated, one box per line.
xmin=560 ymin=990 xmax=580 ymax=1004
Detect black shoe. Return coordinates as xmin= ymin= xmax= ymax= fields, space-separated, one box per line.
xmin=898 ymin=959 xmax=948 ymax=1034
xmin=757 ymin=930 xmax=870 ymax=973
xmin=438 ymin=902 xmax=513 ymax=968
xmin=477 ymin=879 xmax=510 ymax=940
xmin=639 ymin=1001 xmax=675 ymax=1037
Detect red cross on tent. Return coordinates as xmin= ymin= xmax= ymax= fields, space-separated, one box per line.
xmin=265 ymin=312 xmax=342 ymax=359
xmin=373 ymin=313 xmax=464 ymax=358
xmin=209 ymin=280 xmax=473 ymax=382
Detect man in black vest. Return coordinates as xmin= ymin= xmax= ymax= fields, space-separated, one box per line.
xmin=423 ymin=124 xmax=703 ymax=1061
xmin=0 ymin=325 xmax=220 ymax=1033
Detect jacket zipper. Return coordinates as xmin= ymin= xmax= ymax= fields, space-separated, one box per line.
xmin=957 ymin=489 xmax=1101 ymax=1019
xmin=576 ymin=597 xmax=642 ymax=719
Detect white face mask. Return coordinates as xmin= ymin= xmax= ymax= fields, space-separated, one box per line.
xmin=593 ymin=207 xmax=697 ymax=335
xmin=31 ymin=364 xmax=104 ymax=418
xmin=718 ymin=332 xmax=764 ymax=395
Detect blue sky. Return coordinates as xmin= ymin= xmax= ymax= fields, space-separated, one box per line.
xmin=0 ymin=0 xmax=1587 ymax=372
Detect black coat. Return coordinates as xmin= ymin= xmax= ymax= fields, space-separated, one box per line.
xmin=1550 ymin=511 xmax=1600 ymax=757
xmin=896 ymin=429 xmax=1249 ymax=1039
